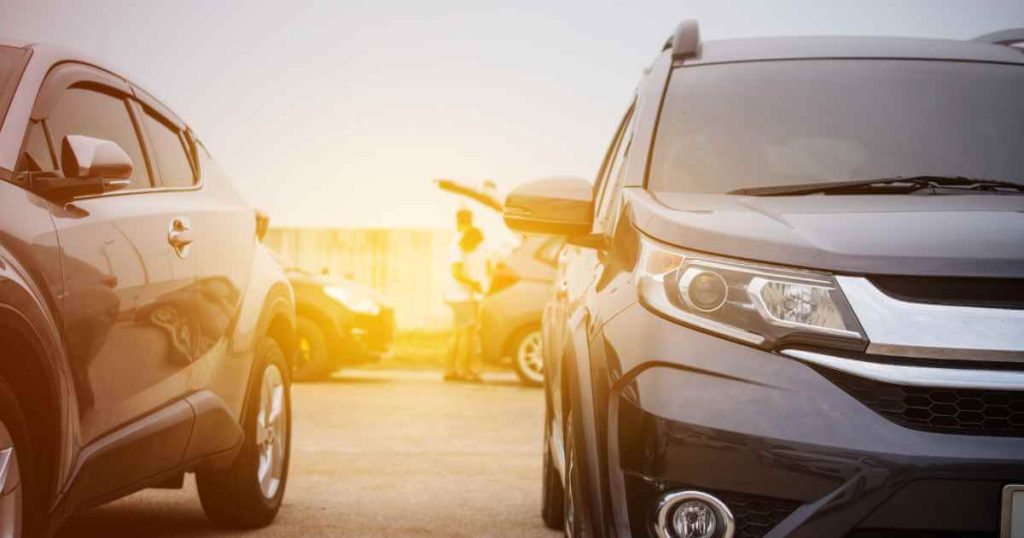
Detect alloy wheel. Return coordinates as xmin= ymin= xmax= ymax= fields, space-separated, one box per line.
xmin=0 ymin=419 xmax=22 ymax=538
xmin=516 ymin=330 xmax=545 ymax=384
xmin=256 ymin=364 xmax=288 ymax=499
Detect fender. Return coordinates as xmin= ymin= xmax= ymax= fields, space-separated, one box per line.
xmin=231 ymin=244 xmax=296 ymax=421
xmin=563 ymin=305 xmax=616 ymax=538
xmin=0 ymin=246 xmax=76 ymax=510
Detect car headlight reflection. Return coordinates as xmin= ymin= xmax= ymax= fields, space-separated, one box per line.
xmin=324 ymin=285 xmax=381 ymax=316
xmin=638 ymin=237 xmax=865 ymax=350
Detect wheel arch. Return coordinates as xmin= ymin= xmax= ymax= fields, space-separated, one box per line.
xmin=260 ymin=282 xmax=298 ymax=372
xmin=560 ymin=307 xmax=616 ymax=538
xmin=295 ymin=302 xmax=342 ymax=350
xmin=0 ymin=302 xmax=71 ymax=514
xmin=503 ymin=320 xmax=543 ymax=360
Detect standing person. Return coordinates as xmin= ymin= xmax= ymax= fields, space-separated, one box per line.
xmin=444 ymin=211 xmax=487 ymax=382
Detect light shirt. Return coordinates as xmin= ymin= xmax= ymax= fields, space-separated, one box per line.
xmin=445 ymin=236 xmax=489 ymax=303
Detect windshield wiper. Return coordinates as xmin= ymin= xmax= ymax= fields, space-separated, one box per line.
xmin=728 ymin=176 xmax=1024 ymax=197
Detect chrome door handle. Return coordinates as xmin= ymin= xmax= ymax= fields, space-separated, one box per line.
xmin=168 ymin=216 xmax=194 ymax=257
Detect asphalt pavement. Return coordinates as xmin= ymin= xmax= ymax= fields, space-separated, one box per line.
xmin=57 ymin=370 xmax=562 ymax=538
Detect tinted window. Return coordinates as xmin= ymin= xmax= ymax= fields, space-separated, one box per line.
xmin=0 ymin=46 xmax=29 ymax=126
xmin=16 ymin=121 xmax=54 ymax=173
xmin=649 ymin=60 xmax=1024 ymax=193
xmin=47 ymin=88 xmax=150 ymax=189
xmin=142 ymin=109 xmax=195 ymax=188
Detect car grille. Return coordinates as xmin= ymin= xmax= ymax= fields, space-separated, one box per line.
xmin=714 ymin=489 xmax=802 ymax=538
xmin=868 ymin=275 xmax=1024 ymax=309
xmin=817 ymin=367 xmax=1024 ymax=437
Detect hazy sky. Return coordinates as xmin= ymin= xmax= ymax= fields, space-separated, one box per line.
xmin=2 ymin=0 xmax=1022 ymax=229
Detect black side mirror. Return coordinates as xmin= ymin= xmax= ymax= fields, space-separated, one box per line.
xmin=30 ymin=135 xmax=133 ymax=200
xmin=503 ymin=177 xmax=594 ymax=237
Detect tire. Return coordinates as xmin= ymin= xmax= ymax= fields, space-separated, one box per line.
xmin=292 ymin=317 xmax=331 ymax=382
xmin=511 ymin=328 xmax=544 ymax=387
xmin=197 ymin=337 xmax=292 ymax=529
xmin=0 ymin=378 xmax=33 ymax=538
xmin=541 ymin=398 xmax=565 ymax=530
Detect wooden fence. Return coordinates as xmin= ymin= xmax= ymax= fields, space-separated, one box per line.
xmin=264 ymin=228 xmax=454 ymax=330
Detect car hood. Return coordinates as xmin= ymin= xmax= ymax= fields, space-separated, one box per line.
xmin=628 ymin=189 xmax=1024 ymax=278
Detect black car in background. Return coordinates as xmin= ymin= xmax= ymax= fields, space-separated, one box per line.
xmin=273 ymin=254 xmax=395 ymax=381
xmin=504 ymin=22 xmax=1024 ymax=538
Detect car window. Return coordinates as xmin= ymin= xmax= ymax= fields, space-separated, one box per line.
xmin=593 ymin=105 xmax=630 ymax=214
xmin=47 ymin=87 xmax=151 ymax=190
xmin=649 ymin=60 xmax=1024 ymax=193
xmin=15 ymin=121 xmax=55 ymax=173
xmin=594 ymin=108 xmax=635 ymax=233
xmin=141 ymin=108 xmax=195 ymax=188
xmin=0 ymin=46 xmax=30 ymax=130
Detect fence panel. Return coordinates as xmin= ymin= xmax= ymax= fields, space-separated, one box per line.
xmin=265 ymin=228 xmax=454 ymax=330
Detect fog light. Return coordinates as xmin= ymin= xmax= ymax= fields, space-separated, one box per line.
xmin=656 ymin=491 xmax=735 ymax=538
xmin=680 ymin=268 xmax=728 ymax=312
xmin=672 ymin=500 xmax=716 ymax=538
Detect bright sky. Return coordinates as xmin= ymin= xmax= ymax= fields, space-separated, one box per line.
xmin=2 ymin=0 xmax=1022 ymax=230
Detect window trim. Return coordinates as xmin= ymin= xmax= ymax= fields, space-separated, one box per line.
xmin=43 ymin=83 xmax=155 ymax=192
xmin=593 ymin=104 xmax=635 ymax=219
xmin=135 ymin=101 xmax=200 ymax=190
xmin=28 ymin=62 xmax=205 ymax=200
xmin=594 ymin=103 xmax=636 ymax=234
xmin=11 ymin=119 xmax=56 ymax=184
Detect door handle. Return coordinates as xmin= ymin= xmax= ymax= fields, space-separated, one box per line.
xmin=168 ymin=217 xmax=194 ymax=257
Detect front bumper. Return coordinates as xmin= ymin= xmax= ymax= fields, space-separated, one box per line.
xmin=603 ymin=304 xmax=1024 ymax=537
xmin=332 ymin=307 xmax=396 ymax=365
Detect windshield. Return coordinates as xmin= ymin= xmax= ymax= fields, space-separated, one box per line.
xmin=647 ymin=59 xmax=1024 ymax=194
xmin=0 ymin=46 xmax=30 ymax=130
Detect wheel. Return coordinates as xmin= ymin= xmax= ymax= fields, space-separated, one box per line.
xmin=292 ymin=317 xmax=330 ymax=382
xmin=512 ymin=328 xmax=544 ymax=386
xmin=541 ymin=398 xmax=565 ymax=530
xmin=0 ymin=378 xmax=31 ymax=538
xmin=197 ymin=337 xmax=291 ymax=528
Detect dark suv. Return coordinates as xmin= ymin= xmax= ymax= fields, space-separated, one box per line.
xmin=503 ymin=22 xmax=1024 ymax=538
xmin=0 ymin=42 xmax=297 ymax=536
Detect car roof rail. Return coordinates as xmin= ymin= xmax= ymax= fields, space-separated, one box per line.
xmin=971 ymin=28 xmax=1024 ymax=48
xmin=662 ymin=19 xmax=701 ymax=59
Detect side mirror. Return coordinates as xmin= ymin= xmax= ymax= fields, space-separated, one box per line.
xmin=503 ymin=177 xmax=594 ymax=237
xmin=62 ymin=135 xmax=134 ymax=180
xmin=30 ymin=135 xmax=134 ymax=200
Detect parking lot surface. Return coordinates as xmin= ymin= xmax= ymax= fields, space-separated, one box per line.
xmin=58 ymin=370 xmax=561 ymax=537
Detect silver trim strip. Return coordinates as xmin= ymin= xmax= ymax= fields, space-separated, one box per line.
xmin=837 ymin=276 xmax=1024 ymax=362
xmin=783 ymin=349 xmax=1024 ymax=390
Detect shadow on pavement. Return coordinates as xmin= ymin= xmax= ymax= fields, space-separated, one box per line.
xmin=306 ymin=369 xmax=539 ymax=390
xmin=56 ymin=505 xmax=233 ymax=538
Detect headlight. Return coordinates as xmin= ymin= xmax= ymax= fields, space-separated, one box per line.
xmin=324 ymin=285 xmax=381 ymax=316
xmin=638 ymin=237 xmax=865 ymax=350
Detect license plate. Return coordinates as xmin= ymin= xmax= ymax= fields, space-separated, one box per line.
xmin=1003 ymin=485 xmax=1024 ymax=538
